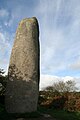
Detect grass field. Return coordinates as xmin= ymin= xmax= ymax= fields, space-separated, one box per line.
xmin=0 ymin=104 xmax=80 ymax=120
xmin=38 ymin=107 xmax=80 ymax=120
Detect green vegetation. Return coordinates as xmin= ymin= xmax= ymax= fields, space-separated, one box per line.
xmin=39 ymin=80 xmax=80 ymax=112
xmin=38 ymin=106 xmax=80 ymax=120
xmin=49 ymin=109 xmax=80 ymax=120
xmin=0 ymin=104 xmax=80 ymax=120
xmin=0 ymin=69 xmax=7 ymax=95
xmin=49 ymin=110 xmax=80 ymax=120
xmin=38 ymin=80 xmax=80 ymax=120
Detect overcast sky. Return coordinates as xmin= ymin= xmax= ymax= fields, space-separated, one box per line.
xmin=0 ymin=0 xmax=80 ymax=89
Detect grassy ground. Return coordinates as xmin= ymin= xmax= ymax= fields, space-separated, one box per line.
xmin=38 ymin=106 xmax=80 ymax=120
xmin=49 ymin=109 xmax=80 ymax=120
xmin=0 ymin=104 xmax=80 ymax=120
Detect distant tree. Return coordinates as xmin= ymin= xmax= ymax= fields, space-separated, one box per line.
xmin=0 ymin=69 xmax=8 ymax=96
xmin=45 ymin=86 xmax=54 ymax=92
xmin=53 ymin=81 xmax=66 ymax=93
xmin=0 ymin=69 xmax=5 ymax=84
xmin=45 ymin=80 xmax=78 ymax=93
xmin=0 ymin=68 xmax=5 ymax=74
xmin=65 ymin=80 xmax=77 ymax=92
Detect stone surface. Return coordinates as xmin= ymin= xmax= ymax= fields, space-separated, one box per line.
xmin=5 ymin=17 xmax=40 ymax=113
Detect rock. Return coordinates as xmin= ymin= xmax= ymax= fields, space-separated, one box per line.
xmin=16 ymin=118 xmax=25 ymax=120
xmin=5 ymin=17 xmax=40 ymax=113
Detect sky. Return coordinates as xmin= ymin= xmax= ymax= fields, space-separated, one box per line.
xmin=0 ymin=0 xmax=80 ymax=90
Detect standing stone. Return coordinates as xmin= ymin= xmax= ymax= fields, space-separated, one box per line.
xmin=5 ymin=17 xmax=40 ymax=113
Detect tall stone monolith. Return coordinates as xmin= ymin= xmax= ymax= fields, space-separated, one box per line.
xmin=5 ymin=17 xmax=40 ymax=113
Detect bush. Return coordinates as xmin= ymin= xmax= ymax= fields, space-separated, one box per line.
xmin=75 ymin=98 xmax=80 ymax=111
xmin=39 ymin=91 xmax=80 ymax=112
xmin=50 ymin=96 xmax=67 ymax=109
xmin=0 ymin=69 xmax=8 ymax=105
xmin=64 ymin=93 xmax=80 ymax=112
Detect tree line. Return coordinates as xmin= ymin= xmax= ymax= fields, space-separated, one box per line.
xmin=39 ymin=80 xmax=80 ymax=112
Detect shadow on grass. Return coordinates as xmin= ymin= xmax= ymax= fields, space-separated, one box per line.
xmin=0 ymin=105 xmax=42 ymax=120
xmin=51 ymin=110 xmax=80 ymax=120
xmin=38 ymin=106 xmax=80 ymax=120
